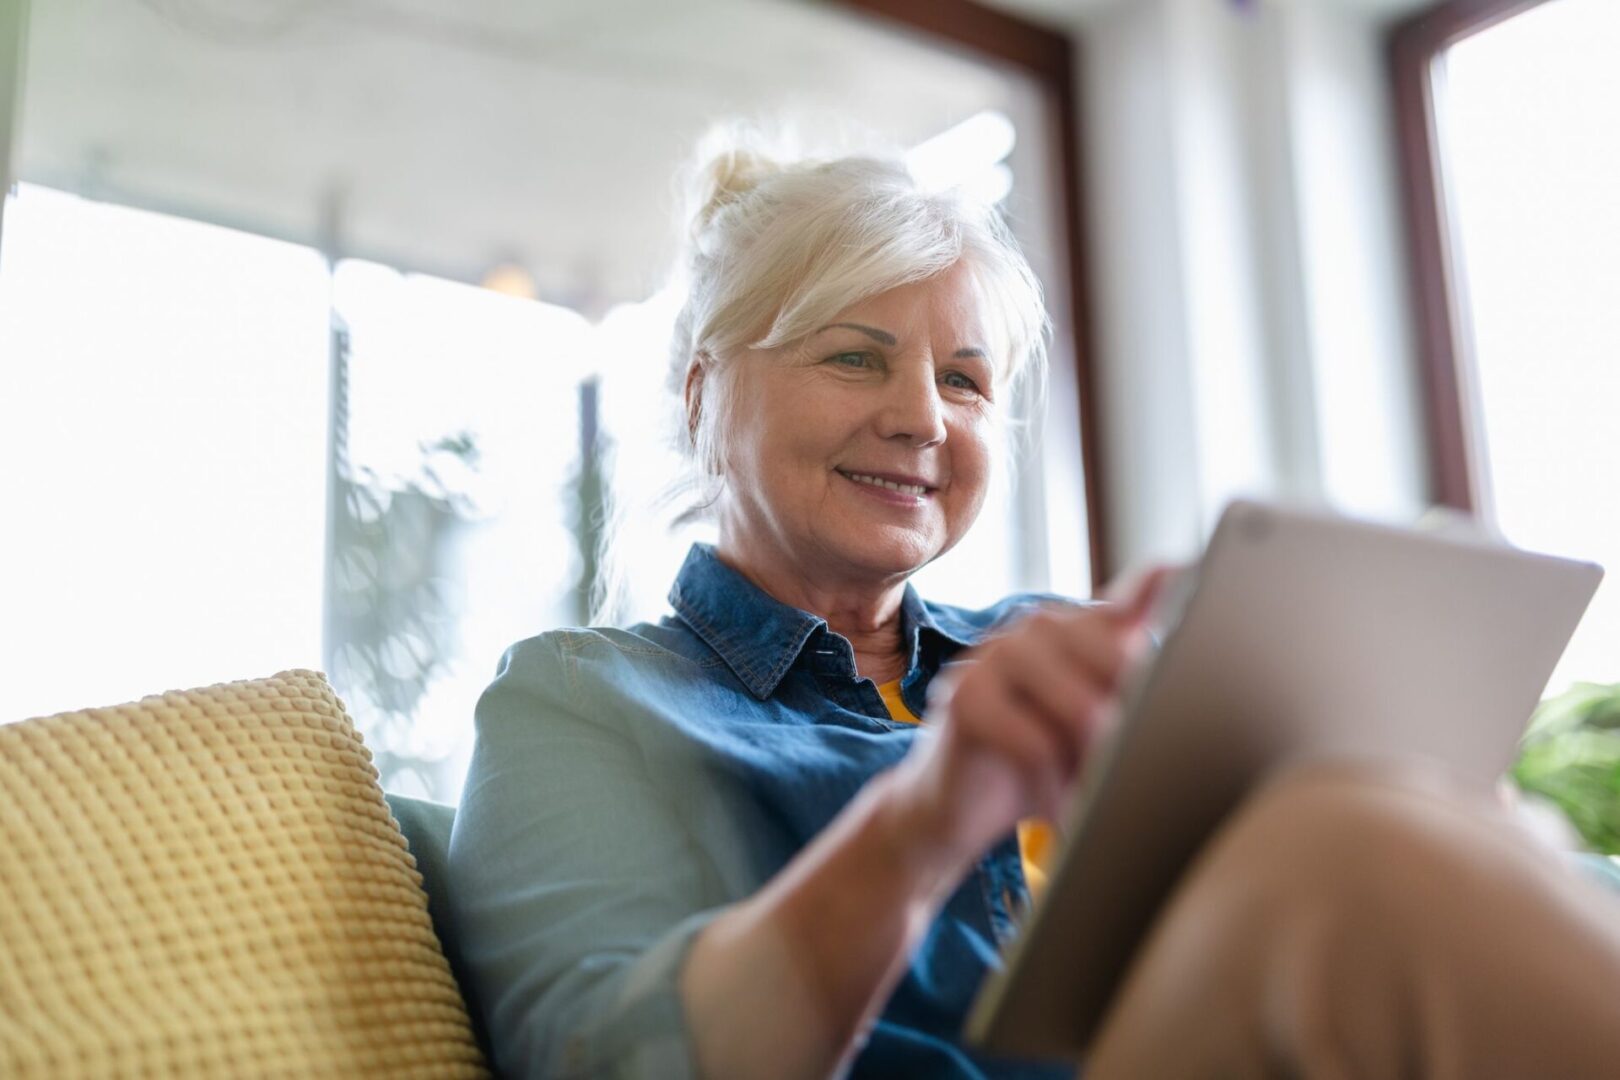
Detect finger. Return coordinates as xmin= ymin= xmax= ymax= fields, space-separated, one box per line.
xmin=1101 ymin=564 xmax=1179 ymax=626
xmin=953 ymin=660 xmax=1079 ymax=780
xmin=992 ymin=626 xmax=1111 ymax=759
xmin=1045 ymin=611 xmax=1147 ymax=693
xmin=959 ymin=674 xmax=1072 ymax=820
xmin=1005 ymin=682 xmax=1085 ymax=791
xmin=925 ymin=657 xmax=975 ymax=714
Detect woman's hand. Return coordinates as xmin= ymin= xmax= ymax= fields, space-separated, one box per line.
xmin=684 ymin=567 xmax=1172 ymax=1080
xmin=882 ymin=567 xmax=1175 ymax=880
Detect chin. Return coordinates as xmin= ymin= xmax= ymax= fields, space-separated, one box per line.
xmin=830 ymin=529 xmax=943 ymax=580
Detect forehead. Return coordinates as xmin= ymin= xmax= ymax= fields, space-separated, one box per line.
xmin=834 ymin=263 xmax=991 ymax=333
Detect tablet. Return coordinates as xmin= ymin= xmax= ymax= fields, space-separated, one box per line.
xmin=965 ymin=499 xmax=1604 ymax=1061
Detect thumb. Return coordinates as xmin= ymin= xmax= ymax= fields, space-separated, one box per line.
xmin=1102 ymin=564 xmax=1178 ymax=627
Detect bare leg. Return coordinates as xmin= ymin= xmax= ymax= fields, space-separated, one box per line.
xmin=1086 ymin=761 xmax=1620 ymax=1080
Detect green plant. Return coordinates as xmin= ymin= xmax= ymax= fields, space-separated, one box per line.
xmin=1512 ymin=681 xmax=1620 ymax=854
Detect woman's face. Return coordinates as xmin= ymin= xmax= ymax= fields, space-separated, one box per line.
xmin=711 ymin=261 xmax=1000 ymax=591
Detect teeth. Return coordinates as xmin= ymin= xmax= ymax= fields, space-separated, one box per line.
xmin=845 ymin=472 xmax=928 ymax=496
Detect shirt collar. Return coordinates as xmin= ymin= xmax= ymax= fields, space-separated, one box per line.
xmin=668 ymin=544 xmax=978 ymax=700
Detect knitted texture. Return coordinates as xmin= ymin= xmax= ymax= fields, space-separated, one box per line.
xmin=0 ymin=670 xmax=489 ymax=1078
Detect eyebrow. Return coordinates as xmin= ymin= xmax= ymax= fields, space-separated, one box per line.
xmin=819 ymin=322 xmax=896 ymax=346
xmin=817 ymin=322 xmax=989 ymax=361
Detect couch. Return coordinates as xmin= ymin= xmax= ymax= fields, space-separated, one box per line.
xmin=0 ymin=670 xmax=489 ymax=1078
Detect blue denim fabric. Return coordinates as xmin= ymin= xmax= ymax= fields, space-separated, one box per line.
xmin=447 ymin=543 xmax=1077 ymax=1079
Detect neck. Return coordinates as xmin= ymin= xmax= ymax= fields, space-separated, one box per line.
xmin=714 ymin=542 xmax=910 ymax=685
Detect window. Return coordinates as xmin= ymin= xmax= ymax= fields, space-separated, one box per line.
xmin=0 ymin=186 xmax=601 ymax=800
xmin=1392 ymin=0 xmax=1620 ymax=694
xmin=328 ymin=259 xmax=592 ymax=796
xmin=0 ymin=184 xmax=329 ymax=719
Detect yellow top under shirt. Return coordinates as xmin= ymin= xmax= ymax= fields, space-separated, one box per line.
xmin=875 ymin=680 xmax=1055 ymax=898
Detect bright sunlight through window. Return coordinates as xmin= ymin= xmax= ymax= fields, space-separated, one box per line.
xmin=1439 ymin=0 xmax=1620 ymax=693
xmin=0 ymin=184 xmax=329 ymax=720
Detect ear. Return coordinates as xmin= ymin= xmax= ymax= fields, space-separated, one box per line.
xmin=683 ymin=353 xmax=708 ymax=447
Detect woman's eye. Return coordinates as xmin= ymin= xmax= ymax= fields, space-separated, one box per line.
xmin=941 ymin=370 xmax=982 ymax=394
xmin=828 ymin=351 xmax=873 ymax=369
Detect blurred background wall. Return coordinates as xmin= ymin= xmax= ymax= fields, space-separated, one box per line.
xmin=1077 ymin=0 xmax=1427 ymax=565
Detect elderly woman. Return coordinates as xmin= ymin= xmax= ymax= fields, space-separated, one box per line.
xmin=447 ymin=145 xmax=1620 ymax=1080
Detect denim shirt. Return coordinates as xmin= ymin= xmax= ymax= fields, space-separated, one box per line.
xmin=447 ymin=544 xmax=1077 ymax=1079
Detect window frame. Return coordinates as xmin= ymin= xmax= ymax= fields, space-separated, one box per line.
xmin=1386 ymin=0 xmax=1552 ymax=514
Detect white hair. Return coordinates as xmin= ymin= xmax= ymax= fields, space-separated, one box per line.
xmin=592 ymin=128 xmax=1050 ymax=623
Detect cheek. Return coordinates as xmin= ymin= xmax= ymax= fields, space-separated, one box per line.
xmin=780 ymin=384 xmax=865 ymax=464
xmin=945 ymin=422 xmax=997 ymax=521
xmin=727 ymin=377 xmax=849 ymax=502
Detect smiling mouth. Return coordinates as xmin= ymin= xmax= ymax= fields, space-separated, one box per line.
xmin=836 ymin=470 xmax=935 ymax=497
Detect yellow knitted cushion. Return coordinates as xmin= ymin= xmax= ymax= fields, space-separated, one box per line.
xmin=0 ymin=670 xmax=488 ymax=1078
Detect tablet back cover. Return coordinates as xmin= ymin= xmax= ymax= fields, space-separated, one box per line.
xmin=966 ymin=500 xmax=1602 ymax=1061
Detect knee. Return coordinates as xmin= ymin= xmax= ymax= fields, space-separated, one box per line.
xmin=1094 ymin=762 xmax=1594 ymax=1077
xmin=1088 ymin=763 xmax=1480 ymax=1073
xmin=1221 ymin=760 xmax=1515 ymax=898
xmin=1153 ymin=764 xmax=1505 ymax=1060
xmin=1202 ymin=760 xmax=1515 ymax=926
xmin=1173 ymin=757 xmax=1555 ymax=1027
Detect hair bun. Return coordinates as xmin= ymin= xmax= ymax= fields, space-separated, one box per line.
xmin=685 ymin=140 xmax=782 ymax=241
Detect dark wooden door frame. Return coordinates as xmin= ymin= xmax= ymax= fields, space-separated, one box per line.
xmin=828 ymin=0 xmax=1109 ymax=588
xmin=1387 ymin=0 xmax=1549 ymax=514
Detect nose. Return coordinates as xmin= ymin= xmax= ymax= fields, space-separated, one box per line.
xmin=874 ymin=360 xmax=947 ymax=448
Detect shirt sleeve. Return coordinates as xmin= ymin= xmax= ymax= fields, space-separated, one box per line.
xmin=446 ymin=633 xmax=722 ymax=1079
